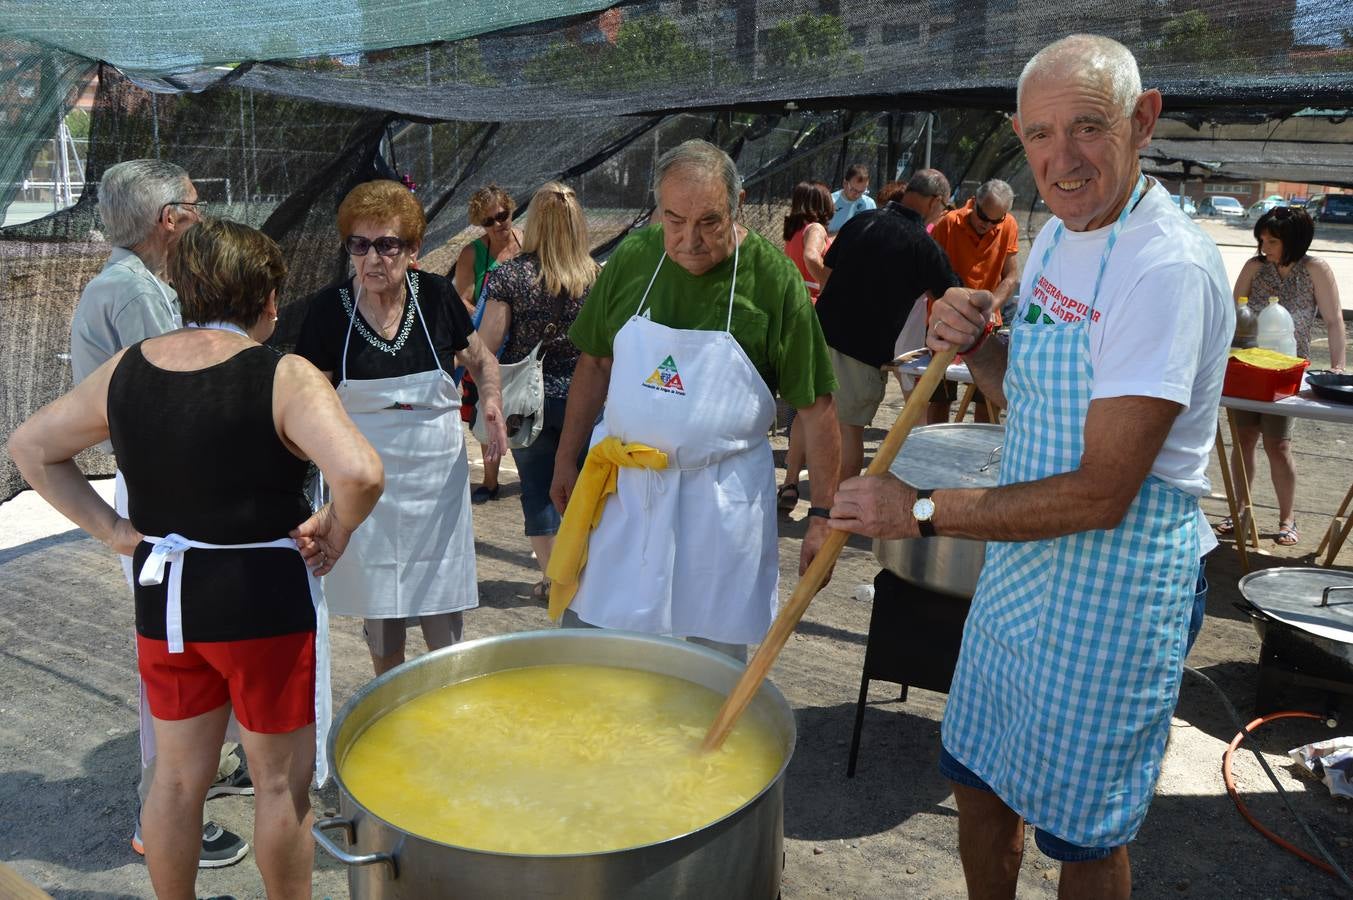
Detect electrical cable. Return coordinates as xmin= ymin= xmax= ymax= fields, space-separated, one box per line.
xmin=1183 ymin=665 xmax=1353 ymax=894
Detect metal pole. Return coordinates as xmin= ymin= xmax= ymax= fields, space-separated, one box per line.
xmin=924 ymin=112 xmax=933 ymax=170
xmin=151 ymin=94 xmax=161 ymax=160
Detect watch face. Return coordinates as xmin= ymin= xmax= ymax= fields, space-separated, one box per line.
xmin=913 ymin=497 xmax=936 ymax=522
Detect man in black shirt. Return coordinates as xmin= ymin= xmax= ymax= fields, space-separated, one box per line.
xmin=816 ymin=168 xmax=960 ymax=478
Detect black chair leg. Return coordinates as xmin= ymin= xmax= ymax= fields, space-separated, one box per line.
xmin=847 ymin=675 xmax=870 ymax=778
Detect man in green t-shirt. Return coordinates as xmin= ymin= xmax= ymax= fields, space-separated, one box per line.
xmin=548 ymin=139 xmax=840 ymax=659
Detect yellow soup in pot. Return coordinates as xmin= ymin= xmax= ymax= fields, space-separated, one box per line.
xmin=339 ymin=664 xmax=784 ymax=855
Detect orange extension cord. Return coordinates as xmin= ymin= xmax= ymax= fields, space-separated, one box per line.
xmin=1222 ymin=710 xmax=1335 ymax=877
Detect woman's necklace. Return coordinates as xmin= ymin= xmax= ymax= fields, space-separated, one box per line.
xmin=359 ymin=286 xmax=407 ymax=339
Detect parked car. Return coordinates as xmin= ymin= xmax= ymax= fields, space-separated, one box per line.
xmin=1169 ymin=194 xmax=1198 ymax=217
xmin=1245 ymin=195 xmax=1289 ymax=221
xmin=1308 ymin=193 xmax=1353 ymax=224
xmin=1199 ymin=196 xmax=1244 ymax=218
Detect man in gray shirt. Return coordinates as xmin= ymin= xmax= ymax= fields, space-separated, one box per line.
xmin=69 ymin=159 xmax=252 ymax=869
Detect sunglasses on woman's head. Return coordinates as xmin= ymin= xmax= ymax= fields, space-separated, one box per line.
xmin=481 ymin=209 xmax=511 ymax=227
xmin=344 ymin=235 xmax=407 ymax=257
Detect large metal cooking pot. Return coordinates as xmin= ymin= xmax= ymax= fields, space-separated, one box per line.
xmin=873 ymin=423 xmax=1003 ymax=597
xmin=315 ymin=629 xmax=796 ymax=899
xmin=1237 ymin=567 xmax=1353 ymax=680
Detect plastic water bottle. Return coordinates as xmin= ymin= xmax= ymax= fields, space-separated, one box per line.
xmin=1232 ymin=296 xmax=1258 ymax=349
xmin=1257 ymin=296 xmax=1297 ymax=357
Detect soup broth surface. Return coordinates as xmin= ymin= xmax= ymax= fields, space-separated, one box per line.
xmin=340 ymin=664 xmax=783 ymax=854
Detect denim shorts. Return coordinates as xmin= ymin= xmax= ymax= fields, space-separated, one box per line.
xmin=938 ymin=746 xmax=1114 ymax=862
xmin=937 ymin=560 xmax=1210 ymax=864
xmin=509 ymin=397 xmax=567 ymax=537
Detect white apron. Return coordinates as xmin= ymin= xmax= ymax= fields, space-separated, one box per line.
xmin=570 ymin=239 xmax=780 ymax=645
xmin=326 ymin=273 xmax=477 ymax=619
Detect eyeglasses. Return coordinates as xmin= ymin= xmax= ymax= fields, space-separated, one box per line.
xmin=161 ymin=200 xmax=208 ymax=218
xmin=1268 ymin=206 xmax=1295 ymax=221
xmin=344 ymin=235 xmax=408 ymax=257
xmin=480 ymin=209 xmax=511 ymax=228
xmin=971 ymin=202 xmax=1005 ymax=225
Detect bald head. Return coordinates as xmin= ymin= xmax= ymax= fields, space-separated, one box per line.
xmin=1017 ymin=34 xmax=1142 ymax=119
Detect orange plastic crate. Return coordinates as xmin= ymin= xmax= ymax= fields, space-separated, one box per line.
xmin=1222 ymin=356 xmax=1309 ymax=402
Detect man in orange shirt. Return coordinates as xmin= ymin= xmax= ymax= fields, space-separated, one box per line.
xmin=928 ymin=179 xmax=1021 ymax=423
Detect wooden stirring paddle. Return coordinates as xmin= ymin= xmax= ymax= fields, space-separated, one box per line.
xmin=702 ymin=347 xmax=959 ymax=751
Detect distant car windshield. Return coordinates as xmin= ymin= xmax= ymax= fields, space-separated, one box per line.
xmin=1214 ymin=197 xmax=1242 ymax=210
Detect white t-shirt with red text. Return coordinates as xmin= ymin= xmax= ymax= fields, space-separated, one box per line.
xmin=1016 ymin=183 xmax=1233 ymax=524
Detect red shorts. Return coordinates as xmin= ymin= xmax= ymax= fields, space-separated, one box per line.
xmin=136 ymin=631 xmax=316 ymax=733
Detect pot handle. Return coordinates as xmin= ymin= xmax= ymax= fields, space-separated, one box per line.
xmin=1319 ymin=585 xmax=1353 ymax=608
xmin=313 ymin=816 xmax=398 ymax=879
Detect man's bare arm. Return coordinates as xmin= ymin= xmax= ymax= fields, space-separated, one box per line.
xmin=830 ymin=395 xmax=1182 ymax=541
xmin=549 ymin=352 xmax=612 ymax=512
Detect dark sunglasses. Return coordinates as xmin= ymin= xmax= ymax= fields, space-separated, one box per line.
xmin=971 ymin=202 xmax=1004 ymax=225
xmin=480 ymin=209 xmax=511 ymax=228
xmin=1268 ymin=206 xmax=1295 ymax=220
xmin=344 ymin=235 xmax=408 ymax=257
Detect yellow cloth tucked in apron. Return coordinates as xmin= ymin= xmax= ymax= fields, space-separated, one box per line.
xmin=546 ymin=436 xmax=667 ymax=621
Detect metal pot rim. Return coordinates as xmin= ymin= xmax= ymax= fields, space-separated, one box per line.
xmin=326 ymin=628 xmax=797 ymax=859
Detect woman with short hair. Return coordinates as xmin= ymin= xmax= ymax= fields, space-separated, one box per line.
xmin=1226 ymin=205 xmax=1346 ymax=545
xmin=296 ymin=179 xmax=508 ymax=674
xmin=453 ymin=183 xmax=523 ymax=503
xmin=478 ymin=182 xmax=597 ymax=600
xmin=10 ymin=218 xmax=384 ymax=900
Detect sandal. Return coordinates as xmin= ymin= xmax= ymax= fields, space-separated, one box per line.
xmin=1216 ymin=516 xmax=1234 ymax=536
xmin=777 ymin=483 xmax=800 ymax=511
xmin=530 ymin=579 xmax=550 ymax=603
xmin=1276 ymin=520 xmax=1299 ymax=546
xmin=471 ymin=484 xmax=500 ymax=504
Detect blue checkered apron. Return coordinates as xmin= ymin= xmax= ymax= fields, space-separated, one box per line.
xmin=940 ymin=177 xmax=1201 ymax=848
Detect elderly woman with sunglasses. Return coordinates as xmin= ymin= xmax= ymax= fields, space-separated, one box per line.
xmin=1224 ymin=205 xmax=1346 ymax=546
xmin=296 ymin=179 xmax=508 ymax=675
xmin=453 ymin=184 xmax=523 ymax=502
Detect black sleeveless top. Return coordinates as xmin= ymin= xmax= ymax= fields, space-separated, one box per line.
xmin=108 ymin=342 xmax=316 ymax=642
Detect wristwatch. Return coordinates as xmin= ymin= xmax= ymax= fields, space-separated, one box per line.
xmin=912 ymin=489 xmax=937 ymax=538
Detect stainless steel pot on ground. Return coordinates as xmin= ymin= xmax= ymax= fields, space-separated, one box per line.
xmin=315 ymin=629 xmax=796 ymax=899
xmin=873 ymin=423 xmax=1004 ymax=597
xmin=1237 ymin=567 xmax=1353 ymax=678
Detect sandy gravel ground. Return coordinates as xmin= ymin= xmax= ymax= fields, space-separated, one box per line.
xmin=1 ymin=333 xmax=1351 ymax=899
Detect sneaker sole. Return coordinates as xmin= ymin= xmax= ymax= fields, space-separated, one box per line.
xmin=205 ymin=784 xmax=255 ymax=799
xmin=131 ymin=836 xmax=250 ymax=869
xmin=199 ymin=844 xmax=250 ymax=869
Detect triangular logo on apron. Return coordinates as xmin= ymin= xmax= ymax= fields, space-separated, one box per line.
xmin=642 ymin=354 xmax=686 ymax=395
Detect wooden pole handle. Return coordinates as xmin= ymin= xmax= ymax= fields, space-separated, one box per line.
xmin=702 ymin=348 xmax=959 ymax=751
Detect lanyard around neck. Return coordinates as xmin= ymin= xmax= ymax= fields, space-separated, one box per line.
xmin=1021 ymin=174 xmax=1147 ymax=321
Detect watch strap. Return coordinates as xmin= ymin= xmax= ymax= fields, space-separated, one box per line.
xmin=915 ymin=488 xmax=937 ymax=537
xmin=806 ymin=506 xmax=830 ymax=520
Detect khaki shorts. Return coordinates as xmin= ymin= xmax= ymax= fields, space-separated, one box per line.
xmin=1231 ymin=410 xmax=1294 ymax=441
xmin=830 ymin=347 xmax=888 ymax=427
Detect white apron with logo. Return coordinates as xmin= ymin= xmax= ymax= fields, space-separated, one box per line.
xmin=326 ymin=274 xmax=477 ymax=619
xmin=570 ymin=240 xmax=780 ymax=645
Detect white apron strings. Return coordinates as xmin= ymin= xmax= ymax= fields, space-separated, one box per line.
xmin=136 ymin=532 xmax=333 ymax=785
xmin=634 ymin=234 xmax=741 ymax=331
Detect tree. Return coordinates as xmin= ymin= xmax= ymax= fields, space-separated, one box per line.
xmin=761 ymin=13 xmax=858 ymax=78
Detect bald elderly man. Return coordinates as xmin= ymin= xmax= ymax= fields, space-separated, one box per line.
xmin=830 ymin=35 xmax=1232 ymax=898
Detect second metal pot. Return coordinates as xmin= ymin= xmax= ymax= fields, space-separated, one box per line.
xmin=873 ymin=423 xmax=1004 ymax=597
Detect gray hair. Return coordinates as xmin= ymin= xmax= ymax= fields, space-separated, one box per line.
xmin=906 ymin=168 xmax=951 ymax=201
xmin=1016 ymin=34 xmax=1142 ymax=118
xmin=98 ymin=159 xmax=191 ymax=247
xmin=975 ymin=179 xmax=1015 ymax=210
xmin=652 ymin=139 xmax=742 ymax=217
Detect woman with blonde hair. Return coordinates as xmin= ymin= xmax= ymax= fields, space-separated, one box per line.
xmin=454 ymin=184 xmax=523 ymax=503
xmin=479 ymin=182 xmax=597 ymax=600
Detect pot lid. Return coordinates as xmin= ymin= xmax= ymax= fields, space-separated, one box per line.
xmin=888 ymin=423 xmax=1005 ymax=490
xmin=1238 ymin=567 xmax=1353 ymax=643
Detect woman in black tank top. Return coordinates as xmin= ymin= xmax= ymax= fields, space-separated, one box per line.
xmin=10 ymin=218 xmax=382 ymax=899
